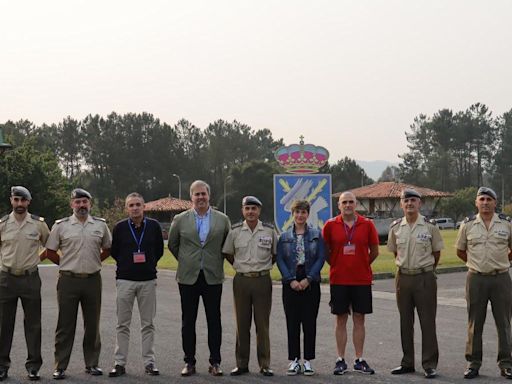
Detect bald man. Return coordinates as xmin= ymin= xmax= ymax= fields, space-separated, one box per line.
xmin=322 ymin=191 xmax=379 ymax=376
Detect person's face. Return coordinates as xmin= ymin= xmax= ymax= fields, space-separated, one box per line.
xmin=71 ymin=197 xmax=91 ymax=218
xmin=191 ymin=185 xmax=210 ymax=211
xmin=242 ymin=205 xmax=261 ymax=223
xmin=400 ymin=196 xmax=421 ymax=214
xmin=293 ymin=208 xmax=309 ymax=226
xmin=125 ymin=197 xmax=144 ymax=220
xmin=475 ymin=195 xmax=496 ymax=215
xmin=10 ymin=196 xmax=30 ymax=214
xmin=338 ymin=193 xmax=356 ymax=216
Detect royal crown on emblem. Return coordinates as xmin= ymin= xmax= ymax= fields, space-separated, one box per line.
xmin=274 ymin=136 xmax=329 ymax=174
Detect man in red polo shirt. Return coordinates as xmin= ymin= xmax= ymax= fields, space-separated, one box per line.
xmin=322 ymin=191 xmax=379 ymax=376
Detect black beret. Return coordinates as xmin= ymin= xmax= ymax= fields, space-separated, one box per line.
xmin=11 ymin=186 xmax=32 ymax=200
xmin=71 ymin=188 xmax=92 ymax=199
xmin=477 ymin=187 xmax=497 ymax=200
xmin=400 ymin=188 xmax=421 ymax=199
xmin=242 ymin=195 xmax=262 ymax=207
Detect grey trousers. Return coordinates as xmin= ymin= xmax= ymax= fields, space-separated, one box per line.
xmin=114 ymin=279 xmax=157 ymax=367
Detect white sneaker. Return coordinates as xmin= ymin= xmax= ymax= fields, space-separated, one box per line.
xmin=287 ymin=359 xmax=301 ymax=376
xmin=303 ymin=360 xmax=315 ymax=376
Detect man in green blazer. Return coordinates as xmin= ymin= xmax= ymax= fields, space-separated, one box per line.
xmin=168 ymin=180 xmax=230 ymax=377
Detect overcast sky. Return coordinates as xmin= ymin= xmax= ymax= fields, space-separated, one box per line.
xmin=2 ymin=0 xmax=511 ymax=163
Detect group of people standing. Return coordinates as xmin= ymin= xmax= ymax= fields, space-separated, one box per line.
xmin=0 ymin=181 xmax=511 ymax=381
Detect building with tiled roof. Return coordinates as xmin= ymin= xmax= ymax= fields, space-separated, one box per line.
xmin=333 ymin=182 xmax=453 ymax=218
xmin=144 ymin=197 xmax=193 ymax=238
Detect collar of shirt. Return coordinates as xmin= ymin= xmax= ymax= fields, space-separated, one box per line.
xmin=399 ymin=216 xmax=425 ymax=227
xmin=8 ymin=211 xmax=31 ymax=227
xmin=241 ymin=220 xmax=263 ymax=233
xmin=292 ymin=223 xmax=309 ymax=237
xmin=129 ymin=217 xmax=145 ymax=230
xmin=193 ymin=207 xmax=211 ymax=219
xmin=475 ymin=213 xmax=499 ymax=226
xmin=70 ymin=214 xmax=94 ymax=225
xmin=335 ymin=213 xmax=361 ymax=224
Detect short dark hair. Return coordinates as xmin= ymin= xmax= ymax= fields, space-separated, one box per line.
xmin=291 ymin=199 xmax=310 ymax=213
xmin=125 ymin=192 xmax=144 ymax=204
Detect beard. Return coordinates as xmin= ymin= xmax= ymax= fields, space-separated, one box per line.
xmin=74 ymin=207 xmax=89 ymax=217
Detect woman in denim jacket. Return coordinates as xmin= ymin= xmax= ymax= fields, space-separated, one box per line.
xmin=276 ymin=200 xmax=325 ymax=376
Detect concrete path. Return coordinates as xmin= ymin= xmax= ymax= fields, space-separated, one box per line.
xmin=3 ymin=266 xmax=509 ymax=383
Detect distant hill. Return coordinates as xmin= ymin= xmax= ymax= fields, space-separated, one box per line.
xmin=356 ymin=160 xmax=398 ymax=180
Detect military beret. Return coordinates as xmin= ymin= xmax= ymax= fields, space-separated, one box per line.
xmin=71 ymin=188 xmax=92 ymax=199
xmin=400 ymin=188 xmax=421 ymax=199
xmin=11 ymin=186 xmax=32 ymax=200
xmin=477 ymin=186 xmax=497 ymax=200
xmin=242 ymin=195 xmax=262 ymax=206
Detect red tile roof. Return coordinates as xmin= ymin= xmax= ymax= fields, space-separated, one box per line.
xmin=333 ymin=182 xmax=453 ymax=199
xmin=144 ymin=197 xmax=192 ymax=212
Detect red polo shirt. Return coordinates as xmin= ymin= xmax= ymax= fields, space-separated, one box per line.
xmin=322 ymin=213 xmax=379 ymax=285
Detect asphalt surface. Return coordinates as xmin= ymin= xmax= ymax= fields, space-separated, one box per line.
xmin=4 ymin=266 xmax=512 ymax=383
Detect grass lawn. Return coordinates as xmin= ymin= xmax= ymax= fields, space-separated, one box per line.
xmin=104 ymin=229 xmax=463 ymax=280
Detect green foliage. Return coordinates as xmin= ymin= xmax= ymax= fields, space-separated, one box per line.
xmin=399 ymin=104 xmax=498 ymax=192
xmin=438 ymin=187 xmax=478 ymax=220
xmin=226 ymin=160 xmax=282 ymax=223
xmin=99 ymin=198 xmax=126 ymax=231
xmin=378 ymin=165 xmax=400 ymax=182
xmin=0 ymin=138 xmax=70 ymax=225
xmin=328 ymin=157 xmax=373 ymax=193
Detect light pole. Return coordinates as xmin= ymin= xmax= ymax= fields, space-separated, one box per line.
xmin=172 ymin=173 xmax=181 ymax=200
xmin=223 ymin=175 xmax=232 ymax=214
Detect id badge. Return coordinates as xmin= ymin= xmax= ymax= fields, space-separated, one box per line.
xmin=343 ymin=244 xmax=356 ymax=255
xmin=133 ymin=252 xmax=146 ymax=263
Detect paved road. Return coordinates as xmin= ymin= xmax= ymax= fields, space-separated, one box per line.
xmin=4 ymin=266 xmax=511 ymax=383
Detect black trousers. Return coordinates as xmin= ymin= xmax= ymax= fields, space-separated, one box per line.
xmin=0 ymin=271 xmax=42 ymax=371
xmin=178 ymin=271 xmax=222 ymax=365
xmin=282 ymin=281 xmax=321 ymax=360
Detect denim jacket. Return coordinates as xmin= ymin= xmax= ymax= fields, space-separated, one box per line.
xmin=276 ymin=225 xmax=326 ymax=283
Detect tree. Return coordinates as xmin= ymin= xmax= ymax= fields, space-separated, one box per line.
xmin=226 ymin=160 xmax=282 ymax=223
xmin=378 ymin=166 xmax=400 ymax=182
xmin=0 ymin=139 xmax=70 ymax=225
xmin=329 ymin=157 xmax=373 ymax=194
xmin=438 ymin=187 xmax=478 ymax=221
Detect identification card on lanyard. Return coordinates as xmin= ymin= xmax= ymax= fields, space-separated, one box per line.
xmin=343 ymin=217 xmax=357 ymax=256
xmin=129 ymin=219 xmax=147 ymax=264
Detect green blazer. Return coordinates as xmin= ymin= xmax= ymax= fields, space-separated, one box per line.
xmin=168 ymin=208 xmax=230 ymax=285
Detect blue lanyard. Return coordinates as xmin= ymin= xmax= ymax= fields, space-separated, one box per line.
xmin=343 ymin=216 xmax=357 ymax=245
xmin=129 ymin=218 xmax=146 ymax=252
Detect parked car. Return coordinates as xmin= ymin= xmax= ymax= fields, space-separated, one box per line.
xmin=434 ymin=217 xmax=456 ymax=230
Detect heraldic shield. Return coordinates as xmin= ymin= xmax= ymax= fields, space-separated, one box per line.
xmin=273 ymin=174 xmax=332 ymax=233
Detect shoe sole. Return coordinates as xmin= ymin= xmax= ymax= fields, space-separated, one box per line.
xmin=333 ymin=371 xmax=346 ymax=375
xmin=354 ymin=369 xmax=375 ymax=375
xmin=304 ymin=371 xmax=315 ymax=376
xmin=286 ymin=371 xmax=299 ymax=376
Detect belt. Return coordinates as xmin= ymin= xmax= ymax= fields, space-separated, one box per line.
xmin=1 ymin=265 xmax=38 ymax=276
xmin=468 ymin=268 xmax=509 ymax=276
xmin=59 ymin=270 xmax=100 ymax=278
xmin=237 ymin=270 xmax=270 ymax=278
xmin=398 ymin=265 xmax=434 ymax=276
